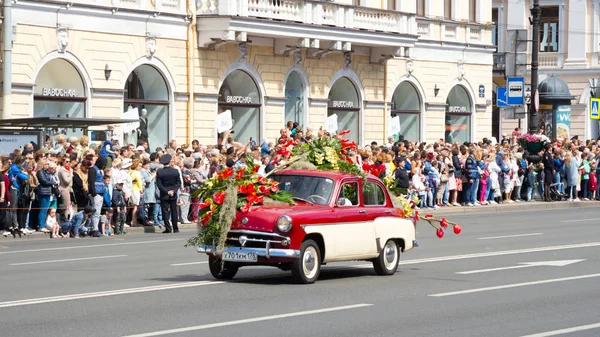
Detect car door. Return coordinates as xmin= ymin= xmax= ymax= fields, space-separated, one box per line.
xmin=362 ymin=179 xmax=393 ymax=254
xmin=330 ymin=179 xmax=376 ymax=259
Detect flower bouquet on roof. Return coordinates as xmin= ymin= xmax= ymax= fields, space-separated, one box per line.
xmin=186 ymin=156 xmax=294 ymax=251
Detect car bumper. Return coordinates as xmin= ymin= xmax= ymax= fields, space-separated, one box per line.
xmin=197 ymin=245 xmax=300 ymax=259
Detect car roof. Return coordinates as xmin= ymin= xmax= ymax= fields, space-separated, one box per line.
xmin=274 ymin=169 xmax=379 ymax=181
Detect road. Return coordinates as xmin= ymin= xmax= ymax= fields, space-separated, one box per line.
xmin=1 ymin=206 xmax=599 ymax=337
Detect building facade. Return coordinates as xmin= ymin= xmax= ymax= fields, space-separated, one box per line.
xmin=1 ymin=0 xmax=494 ymax=149
xmin=493 ymin=0 xmax=600 ymax=141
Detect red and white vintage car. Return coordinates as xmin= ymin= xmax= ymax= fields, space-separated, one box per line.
xmin=197 ymin=169 xmax=417 ymax=284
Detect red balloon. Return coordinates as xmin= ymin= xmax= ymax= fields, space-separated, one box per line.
xmin=453 ymin=224 xmax=462 ymax=235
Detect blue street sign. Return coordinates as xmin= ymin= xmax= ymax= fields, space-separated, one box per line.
xmin=507 ymin=77 xmax=525 ymax=105
xmin=591 ymin=98 xmax=600 ymax=120
xmin=497 ymin=87 xmax=508 ymax=107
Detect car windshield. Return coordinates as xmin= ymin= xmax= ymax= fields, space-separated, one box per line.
xmin=270 ymin=175 xmax=334 ymax=206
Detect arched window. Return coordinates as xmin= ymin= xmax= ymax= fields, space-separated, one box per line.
xmin=218 ymin=70 xmax=261 ymax=143
xmin=34 ymin=58 xmax=87 ymax=136
xmin=328 ymin=77 xmax=360 ymax=144
xmin=445 ymin=85 xmax=472 ymax=144
xmin=123 ymin=64 xmax=169 ymax=149
xmin=391 ymin=82 xmax=421 ymax=141
xmin=284 ymin=71 xmax=305 ymax=127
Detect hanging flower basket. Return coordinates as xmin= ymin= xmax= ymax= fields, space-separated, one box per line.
xmin=518 ymin=133 xmax=546 ymax=153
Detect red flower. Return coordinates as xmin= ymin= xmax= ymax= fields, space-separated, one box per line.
xmin=425 ymin=214 xmax=433 ymax=219
xmin=246 ymin=194 xmax=257 ymax=203
xmin=240 ymin=203 xmax=252 ymax=213
xmin=259 ymin=185 xmax=271 ymax=195
xmin=277 ymin=147 xmax=290 ymax=157
xmin=238 ymin=185 xmax=247 ymax=194
xmin=235 ymin=167 xmax=246 ymax=179
xmin=413 ymin=210 xmax=419 ymax=220
xmin=201 ymin=214 xmax=211 ymax=225
xmin=255 ymin=195 xmax=264 ymax=203
xmin=345 ymin=157 xmax=353 ymax=164
xmin=339 ymin=129 xmax=350 ymax=135
xmin=246 ymin=183 xmax=256 ymax=194
xmin=271 ymin=183 xmax=279 ymax=192
xmin=213 ymin=191 xmax=226 ymax=205
xmin=453 ymin=224 xmax=462 ymax=235
xmin=279 ymin=136 xmax=288 ymax=144
xmin=199 ymin=200 xmax=212 ymax=210
xmin=436 ymin=228 xmax=444 ymax=238
xmin=440 ymin=218 xmax=448 ymax=228
xmin=256 ymin=176 xmax=267 ymax=185
xmin=252 ymin=165 xmax=260 ymax=173
xmin=284 ymin=139 xmax=295 ymax=147
xmin=219 ymin=168 xmax=233 ymax=179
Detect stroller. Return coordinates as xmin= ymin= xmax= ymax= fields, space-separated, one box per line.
xmin=549 ymin=183 xmax=567 ymax=201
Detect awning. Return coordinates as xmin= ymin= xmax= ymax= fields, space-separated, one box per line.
xmin=0 ymin=117 xmax=140 ymax=129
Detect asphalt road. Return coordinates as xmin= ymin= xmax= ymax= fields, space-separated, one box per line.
xmin=1 ymin=205 xmax=600 ymax=337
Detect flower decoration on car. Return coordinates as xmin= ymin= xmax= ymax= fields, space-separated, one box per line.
xmin=186 ymin=156 xmax=295 ymax=251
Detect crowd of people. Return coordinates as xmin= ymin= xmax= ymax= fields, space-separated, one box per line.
xmin=1 ymin=124 xmax=599 ymax=239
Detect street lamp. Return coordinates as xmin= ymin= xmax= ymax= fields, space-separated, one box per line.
xmin=589 ymin=78 xmax=599 ymax=98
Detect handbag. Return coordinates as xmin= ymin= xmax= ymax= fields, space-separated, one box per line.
xmin=440 ymin=173 xmax=449 ymax=183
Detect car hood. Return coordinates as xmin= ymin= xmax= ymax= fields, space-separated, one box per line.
xmin=230 ymin=203 xmax=327 ymax=232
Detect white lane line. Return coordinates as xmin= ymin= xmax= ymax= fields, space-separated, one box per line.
xmin=561 ymin=218 xmax=600 ymax=223
xmin=9 ymin=255 xmax=127 ymax=266
xmin=520 ymin=322 xmax=600 ymax=337
xmin=0 ymin=239 xmax=182 ymax=255
xmin=429 ymin=273 xmax=600 ymax=297
xmin=170 ymin=261 xmax=208 ymax=266
xmin=477 ymin=233 xmax=543 ymax=240
xmin=123 ymin=303 xmax=374 ymax=337
xmin=0 ymin=281 xmax=224 ymax=308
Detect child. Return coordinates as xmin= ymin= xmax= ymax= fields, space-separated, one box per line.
xmin=112 ymin=180 xmax=127 ymax=235
xmin=537 ymin=163 xmax=545 ymax=201
xmin=526 ymin=165 xmax=536 ymax=202
xmin=46 ymin=208 xmax=62 ymax=239
xmin=99 ymin=136 xmax=118 ymax=160
xmin=99 ymin=208 xmax=113 ymax=236
xmin=103 ymin=176 xmax=112 ymax=209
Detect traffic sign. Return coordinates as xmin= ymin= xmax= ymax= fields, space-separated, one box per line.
xmin=507 ymin=77 xmax=525 ymax=105
xmin=497 ymin=87 xmax=508 ymax=107
xmin=591 ymin=98 xmax=600 ymax=120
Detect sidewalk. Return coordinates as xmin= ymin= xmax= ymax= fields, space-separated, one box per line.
xmin=427 ymin=200 xmax=598 ymax=215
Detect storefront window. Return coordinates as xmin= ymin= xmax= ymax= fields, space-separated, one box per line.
xmin=34 ymin=58 xmax=86 ymax=137
xmin=285 ymin=71 xmax=305 ymax=127
xmin=219 ymin=70 xmax=261 ymax=143
xmin=328 ymin=77 xmax=360 ymax=144
xmin=391 ymin=82 xmax=421 ymax=141
xmin=445 ymin=85 xmax=472 ymax=144
xmin=124 ymin=65 xmax=169 ymax=150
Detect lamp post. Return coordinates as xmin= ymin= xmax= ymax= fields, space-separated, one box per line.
xmin=528 ymin=0 xmax=541 ymax=134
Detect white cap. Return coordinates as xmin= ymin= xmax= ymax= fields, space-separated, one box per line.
xmin=122 ymin=159 xmax=132 ymax=169
xmin=135 ymin=146 xmax=145 ymax=152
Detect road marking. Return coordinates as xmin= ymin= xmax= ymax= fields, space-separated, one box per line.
xmin=170 ymin=261 xmax=208 ymax=266
xmin=0 ymin=281 xmax=224 ymax=308
xmin=429 ymin=273 xmax=600 ymax=297
xmin=520 ymin=322 xmax=600 ymax=337
xmin=123 ymin=303 xmax=374 ymax=337
xmin=0 ymin=239 xmax=182 ymax=255
xmin=477 ymin=233 xmax=543 ymax=240
xmin=9 ymin=255 xmax=127 ymax=266
xmin=456 ymin=259 xmax=585 ymax=275
xmin=561 ymin=218 xmax=600 ymax=223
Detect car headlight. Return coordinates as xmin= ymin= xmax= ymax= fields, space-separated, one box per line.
xmin=276 ymin=215 xmax=292 ymax=232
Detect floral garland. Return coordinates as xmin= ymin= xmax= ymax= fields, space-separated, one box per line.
xmin=186 ymin=159 xmax=294 ymax=250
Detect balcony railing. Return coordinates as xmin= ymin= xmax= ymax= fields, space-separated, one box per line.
xmin=538 ymin=53 xmax=562 ymax=68
xmin=198 ymin=0 xmax=416 ymax=35
xmin=416 ymin=18 xmax=487 ymax=45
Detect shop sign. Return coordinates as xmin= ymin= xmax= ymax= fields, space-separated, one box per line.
xmin=225 ymin=96 xmax=253 ymax=104
xmin=42 ymin=88 xmax=77 ymax=97
xmin=448 ymin=106 xmax=468 ymax=113
xmin=332 ymin=101 xmax=354 ymax=108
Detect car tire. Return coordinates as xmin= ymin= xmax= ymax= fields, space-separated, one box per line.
xmin=291 ymin=239 xmax=321 ymax=284
xmin=373 ymin=239 xmax=400 ymax=276
xmin=208 ymin=255 xmax=239 ymax=280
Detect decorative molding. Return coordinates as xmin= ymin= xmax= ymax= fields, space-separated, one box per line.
xmin=146 ymin=34 xmax=157 ymax=59
xmin=406 ymin=60 xmax=414 ymax=77
xmin=294 ymin=50 xmax=302 ymax=67
xmin=425 ymin=102 xmax=447 ymax=111
xmin=343 ymin=51 xmax=352 ymax=70
xmin=457 ymin=60 xmax=466 ymax=80
xmin=56 ymin=26 xmax=69 ymax=53
xmin=265 ymin=96 xmax=286 ymax=106
xmin=12 ymin=83 xmax=34 ymax=95
xmin=194 ymin=93 xmax=219 ymax=103
xmin=175 ymin=92 xmax=190 ymax=102
xmin=365 ymin=101 xmax=386 ymax=109
xmin=309 ymin=97 xmax=329 ymax=107
xmin=92 ymin=88 xmax=125 ymax=99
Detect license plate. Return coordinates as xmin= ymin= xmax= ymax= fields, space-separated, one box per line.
xmin=222 ymin=251 xmax=258 ymax=262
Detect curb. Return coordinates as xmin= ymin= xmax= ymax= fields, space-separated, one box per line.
xmin=426 ymin=200 xmax=599 ymax=216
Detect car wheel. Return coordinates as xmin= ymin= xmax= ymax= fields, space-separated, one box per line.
xmin=208 ymin=255 xmax=239 ymax=280
xmin=373 ymin=240 xmax=400 ymax=276
xmin=291 ymin=239 xmax=321 ymax=284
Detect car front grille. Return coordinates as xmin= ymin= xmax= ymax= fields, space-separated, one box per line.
xmin=226 ymin=230 xmax=290 ymax=249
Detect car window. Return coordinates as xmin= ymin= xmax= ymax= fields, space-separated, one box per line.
xmin=363 ymin=181 xmax=386 ymax=206
xmin=337 ymin=182 xmax=359 ymax=206
xmin=271 ymin=175 xmax=334 ymax=205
